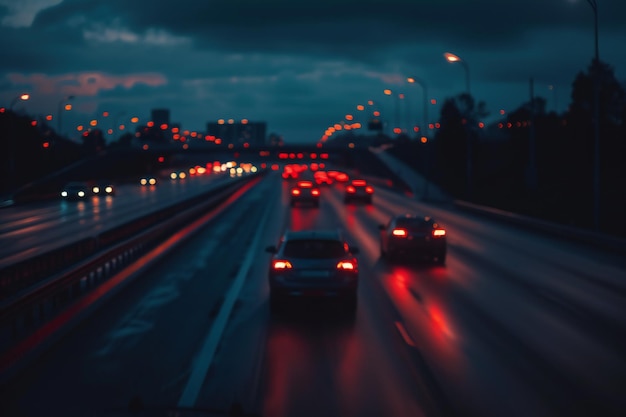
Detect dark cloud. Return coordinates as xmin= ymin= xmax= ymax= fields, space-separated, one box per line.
xmin=2 ymin=0 xmax=625 ymax=141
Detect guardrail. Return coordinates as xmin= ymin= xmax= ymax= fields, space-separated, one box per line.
xmin=0 ymin=172 xmax=266 ymax=360
xmin=454 ymin=199 xmax=626 ymax=255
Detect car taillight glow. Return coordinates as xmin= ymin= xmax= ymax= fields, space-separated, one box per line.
xmin=291 ymin=189 xmax=301 ymax=195
xmin=347 ymin=186 xmax=356 ymax=193
xmin=366 ymin=186 xmax=374 ymax=193
xmin=336 ymin=260 xmax=356 ymax=270
xmin=392 ymin=228 xmax=408 ymax=237
xmin=273 ymin=260 xmax=293 ymax=270
xmin=311 ymin=189 xmax=320 ymax=196
xmin=433 ymin=229 xmax=446 ymax=237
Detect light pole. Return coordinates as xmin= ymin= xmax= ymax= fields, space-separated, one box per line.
xmin=444 ymin=52 xmax=473 ymax=199
xmin=587 ymin=0 xmax=601 ymax=231
xmin=9 ymin=93 xmax=30 ymax=111
xmin=444 ymin=52 xmax=470 ymax=95
xmin=57 ymin=95 xmax=74 ymax=137
xmin=407 ymin=76 xmax=431 ymax=200
xmin=7 ymin=93 xmax=31 ymax=189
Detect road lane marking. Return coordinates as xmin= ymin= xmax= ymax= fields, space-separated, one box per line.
xmin=178 ymin=184 xmax=274 ymax=408
xmin=395 ymin=320 xmax=417 ymax=348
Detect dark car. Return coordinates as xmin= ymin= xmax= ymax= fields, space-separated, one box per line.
xmin=61 ymin=181 xmax=90 ymax=200
xmin=344 ymin=179 xmax=374 ymax=204
xmin=379 ymin=214 xmax=447 ymax=264
xmin=265 ymin=230 xmax=359 ymax=312
xmin=290 ymin=180 xmax=320 ymax=207
xmin=90 ymin=182 xmax=116 ymax=196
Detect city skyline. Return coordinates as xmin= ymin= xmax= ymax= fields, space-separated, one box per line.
xmin=1 ymin=0 xmax=626 ymax=143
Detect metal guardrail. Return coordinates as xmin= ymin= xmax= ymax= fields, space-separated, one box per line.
xmin=0 ymin=172 xmax=265 ymax=358
xmin=454 ymin=199 xmax=626 ymax=255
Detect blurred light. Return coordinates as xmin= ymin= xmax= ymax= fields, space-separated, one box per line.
xmin=102 ymin=111 xmax=109 ymax=117
xmin=90 ymin=119 xmax=97 ymax=126
xmin=421 ymin=137 xmax=428 ymax=143
xmin=45 ymin=114 xmax=53 ymax=121
xmin=131 ymin=117 xmax=139 ymax=123
xmin=147 ymin=121 xmax=154 ymax=127
xmin=373 ymin=111 xmax=381 ymax=117
xmin=356 ymin=104 xmax=365 ymax=111
xmin=444 ymin=52 xmax=461 ymax=62
xmin=64 ymin=104 xmax=72 ymax=111
xmin=241 ymin=119 xmax=249 ymax=124
xmin=160 ymin=123 xmax=168 ymax=130
xmin=77 ymin=125 xmax=84 ymax=131
xmin=228 ymin=119 xmax=234 ymax=124
xmin=345 ymin=114 xmax=353 ymax=121
xmin=431 ymin=99 xmax=437 ymax=105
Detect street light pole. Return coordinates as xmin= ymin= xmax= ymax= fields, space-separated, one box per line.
xmin=7 ymin=93 xmax=31 ymax=190
xmin=444 ymin=52 xmax=473 ymax=199
xmin=407 ymin=76 xmax=431 ymax=200
xmin=586 ymin=0 xmax=601 ymax=230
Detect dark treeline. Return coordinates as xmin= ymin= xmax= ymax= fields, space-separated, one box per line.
xmin=367 ymin=59 xmax=626 ymax=237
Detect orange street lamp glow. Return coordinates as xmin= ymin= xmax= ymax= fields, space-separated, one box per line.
xmin=90 ymin=119 xmax=97 ymax=126
xmin=356 ymin=104 xmax=365 ymax=111
xmin=444 ymin=52 xmax=461 ymax=62
xmin=345 ymin=114 xmax=354 ymax=121
xmin=383 ymin=89 xmax=392 ymax=95
xmin=131 ymin=117 xmax=139 ymax=123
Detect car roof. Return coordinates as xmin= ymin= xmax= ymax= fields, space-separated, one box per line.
xmin=393 ymin=213 xmax=435 ymax=222
xmin=283 ymin=229 xmax=343 ymax=241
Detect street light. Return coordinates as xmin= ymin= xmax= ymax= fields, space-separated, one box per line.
xmin=444 ymin=52 xmax=473 ymax=198
xmin=407 ymin=76 xmax=431 ymax=200
xmin=587 ymin=0 xmax=600 ymax=231
xmin=444 ymin=52 xmax=470 ymax=95
xmin=57 ymin=95 xmax=74 ymax=136
xmin=9 ymin=93 xmax=30 ymax=110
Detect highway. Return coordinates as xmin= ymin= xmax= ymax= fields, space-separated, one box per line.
xmin=1 ymin=165 xmax=625 ymax=417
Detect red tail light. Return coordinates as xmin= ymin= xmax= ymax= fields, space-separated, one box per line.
xmin=273 ymin=260 xmax=293 ymax=270
xmin=365 ymin=186 xmax=374 ymax=194
xmin=336 ymin=260 xmax=357 ymax=270
xmin=346 ymin=186 xmax=356 ymax=193
xmin=432 ymin=229 xmax=446 ymax=237
xmin=392 ymin=228 xmax=408 ymax=237
xmin=291 ymin=189 xmax=301 ymax=196
xmin=311 ymin=189 xmax=320 ymax=196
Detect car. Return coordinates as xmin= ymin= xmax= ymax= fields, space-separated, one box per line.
xmin=91 ymin=182 xmax=116 ymax=196
xmin=290 ymin=180 xmax=320 ymax=207
xmin=379 ymin=214 xmax=447 ymax=264
xmin=313 ymin=170 xmax=333 ymax=185
xmin=344 ymin=179 xmax=374 ymax=204
xmin=60 ymin=181 xmax=90 ymax=200
xmin=265 ymin=229 xmax=359 ymax=312
xmin=140 ymin=176 xmax=158 ymax=186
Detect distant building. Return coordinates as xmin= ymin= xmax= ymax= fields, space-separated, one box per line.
xmin=151 ymin=109 xmax=170 ymax=127
xmin=206 ymin=120 xmax=267 ymax=146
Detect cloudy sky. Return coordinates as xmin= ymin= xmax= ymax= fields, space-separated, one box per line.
xmin=1 ymin=0 xmax=625 ymax=143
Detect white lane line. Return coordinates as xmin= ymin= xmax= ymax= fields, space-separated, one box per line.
xmin=178 ymin=187 xmax=274 ymax=408
xmin=395 ymin=320 xmax=417 ymax=348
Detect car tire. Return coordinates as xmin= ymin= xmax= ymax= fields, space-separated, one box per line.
xmin=435 ymin=251 xmax=446 ymax=265
xmin=344 ymin=293 xmax=357 ymax=314
xmin=269 ymin=292 xmax=285 ymax=313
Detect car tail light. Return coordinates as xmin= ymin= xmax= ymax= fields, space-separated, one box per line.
xmin=291 ymin=189 xmax=301 ymax=196
xmin=273 ymin=260 xmax=293 ymax=270
xmin=346 ymin=186 xmax=356 ymax=193
xmin=433 ymin=229 xmax=446 ymax=237
xmin=311 ymin=189 xmax=320 ymax=196
xmin=392 ymin=228 xmax=408 ymax=237
xmin=365 ymin=186 xmax=374 ymax=193
xmin=352 ymin=180 xmax=367 ymax=186
xmin=336 ymin=260 xmax=357 ymax=270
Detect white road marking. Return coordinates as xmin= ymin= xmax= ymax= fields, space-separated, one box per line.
xmin=178 ymin=186 xmax=274 ymax=407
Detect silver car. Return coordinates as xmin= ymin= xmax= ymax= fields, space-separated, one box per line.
xmin=265 ymin=230 xmax=359 ymax=312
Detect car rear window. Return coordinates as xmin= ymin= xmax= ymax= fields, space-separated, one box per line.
xmin=395 ymin=218 xmax=433 ymax=232
xmin=283 ymin=239 xmax=346 ymax=258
